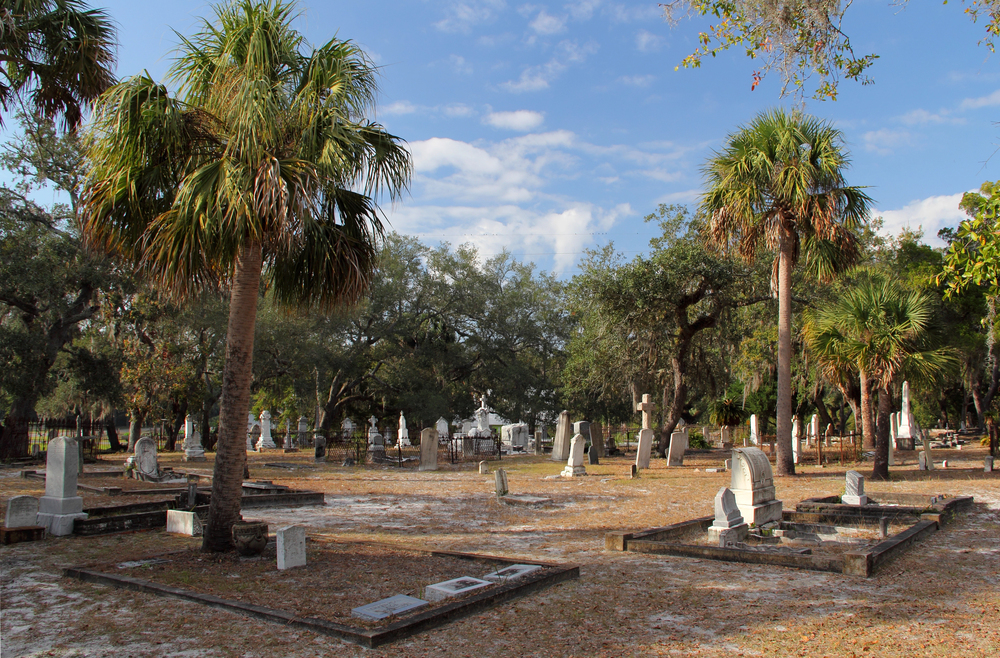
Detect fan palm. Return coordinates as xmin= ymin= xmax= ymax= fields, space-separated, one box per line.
xmin=805 ymin=271 xmax=955 ymax=480
xmin=82 ymin=0 xmax=411 ymax=551
xmin=0 ymin=0 xmax=116 ymax=129
xmin=701 ymin=108 xmax=871 ymax=475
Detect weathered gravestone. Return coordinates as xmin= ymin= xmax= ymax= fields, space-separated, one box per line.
xmin=182 ymin=414 xmax=206 ymax=462
xmin=635 ymin=394 xmax=655 ymax=470
xmin=425 ymin=576 xmax=492 ymax=602
xmin=667 ymin=428 xmax=687 ymax=467
xmin=730 ymin=447 xmax=782 ymax=526
xmin=277 ymin=525 xmax=306 ymax=570
xmin=256 ymin=410 xmax=276 ymax=450
xmin=5 ymin=495 xmax=40 ymax=528
xmin=314 ymin=436 xmax=327 ymax=463
xmin=985 ymin=456 xmax=994 ymax=472
xmin=436 ymin=417 xmax=450 ymax=440
xmin=534 ymin=429 xmax=544 ymax=455
xmin=791 ymin=417 xmax=801 ymax=464
xmin=419 ymin=428 xmax=438 ymax=471
xmin=748 ymin=414 xmax=759 ymax=446
xmin=36 ymin=437 xmax=87 ymax=536
xmin=921 ymin=435 xmax=934 ymax=471
xmin=590 ymin=421 xmax=605 ymax=460
xmin=918 ymin=451 xmax=929 ymax=471
xmin=482 ymin=563 xmax=542 ymax=582
xmin=397 ymin=411 xmax=411 ymax=447
xmin=842 ymin=470 xmax=868 ymax=506
xmin=352 ymin=594 xmax=428 ymax=621
xmin=897 ymin=381 xmax=914 ymax=441
xmin=707 ymin=487 xmax=748 ymax=546
xmin=561 ymin=433 xmax=587 ymax=477
xmin=495 ymin=468 xmax=509 ymax=497
xmin=133 ymin=437 xmax=162 ymax=481
xmin=166 ymin=510 xmax=203 ymax=536
xmin=479 ymin=461 xmax=489 ymax=475
xmin=551 ymin=410 xmax=572 ymax=461
xmin=809 ymin=414 xmax=820 ymax=448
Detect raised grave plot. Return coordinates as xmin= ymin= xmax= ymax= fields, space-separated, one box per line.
xmin=606 ymin=494 xmax=973 ymax=577
xmin=63 ymin=539 xmax=578 ymax=648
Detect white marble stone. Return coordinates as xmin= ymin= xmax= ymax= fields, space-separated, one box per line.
xmin=897 ymin=381 xmax=913 ymax=439
xmin=667 ymin=429 xmax=687 ymax=466
xmin=730 ymin=447 xmax=782 ymax=526
xmin=551 ymin=410 xmax=572 ymax=461
xmin=708 ymin=487 xmax=749 ymax=545
xmin=166 ymin=510 xmax=202 ymax=536
xmin=561 ymin=433 xmax=587 ymax=477
xmin=985 ymin=456 xmax=994 ymax=472
xmin=791 ymin=417 xmax=800 ymax=464
xmin=5 ymin=495 xmax=39 ymax=528
xmin=277 ymin=525 xmax=306 ymax=570
xmin=748 ymin=414 xmax=758 ymax=446
xmin=352 ymin=595 xmax=428 ymax=621
xmin=495 ymin=468 xmax=509 ymax=496
xmin=436 ymin=417 xmax=450 ymax=439
xmin=397 ymin=411 xmax=410 ymax=446
xmin=424 ymin=577 xmax=492 ymax=602
xmin=36 ymin=437 xmax=87 ymax=536
xmin=635 ymin=429 xmax=654 ymax=470
xmin=482 ymin=564 xmax=542 ymax=582
xmin=842 ymin=470 xmax=868 ymax=506
xmin=182 ymin=414 xmax=206 ymax=461
xmin=256 ymin=410 xmax=276 ymax=450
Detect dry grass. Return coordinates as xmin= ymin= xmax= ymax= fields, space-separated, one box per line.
xmin=2 ymin=444 xmax=999 ymax=657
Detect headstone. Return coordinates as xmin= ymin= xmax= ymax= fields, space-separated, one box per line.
xmin=842 ymin=470 xmax=868 ymax=505
xmin=482 ymin=564 xmax=542 ymax=582
xmin=791 ymin=417 xmax=800 ymax=464
xmin=461 ymin=419 xmax=474 ymax=436
xmin=248 ymin=424 xmax=260 ymax=451
xmin=810 ymin=414 xmax=820 ymax=448
xmin=352 ymin=594 xmax=428 ymax=621
xmin=551 ymin=410 xmax=572 ymax=461
xmin=501 ymin=423 xmax=530 ymax=451
xmin=134 ymin=437 xmax=161 ymax=481
xmin=921 ymin=435 xmax=934 ymax=470
xmin=918 ymin=451 xmax=929 ymax=470
xmin=985 ymin=456 xmax=994 ymax=472
xmin=166 ymin=510 xmax=203 ymax=536
xmin=436 ymin=417 xmax=450 ymax=439
xmin=495 ymin=468 xmax=508 ymax=496
xmin=35 ymin=437 xmax=87 ymax=536
xmin=707 ymin=487 xmax=749 ymax=545
xmin=635 ymin=394 xmax=655 ymax=469
xmin=246 ymin=412 xmax=258 ymax=450
xmin=748 ymin=414 xmax=758 ymax=446
xmin=424 ymin=576 xmax=492 ymax=602
xmin=186 ymin=476 xmax=198 ymax=508
xmin=299 ymin=416 xmax=311 ymax=447
xmin=420 ymin=428 xmax=438 ymax=471
xmin=533 ymin=429 xmax=543 ymax=455
xmin=630 ymin=464 xmax=638 ymax=478
xmin=397 ymin=411 xmax=410 ymax=446
xmin=340 ymin=417 xmax=353 ymax=436
xmin=314 ymin=436 xmax=326 ymax=462
xmin=256 ymin=410 xmax=276 ymax=450
xmin=667 ymin=429 xmax=687 ymax=466
xmin=182 ymin=414 xmax=206 ymax=461
xmin=561 ymin=433 xmax=587 ymax=477
xmin=730 ymin=447 xmax=782 ymax=526
xmin=276 ymin=525 xmax=306 ymax=570
xmin=897 ymin=381 xmax=913 ymax=439
xmin=724 ymin=458 xmax=732 ymax=471
xmin=479 ymin=461 xmax=489 ymax=475
xmin=825 ymin=422 xmax=834 ymax=447
xmin=4 ymin=496 xmax=40 ymax=528
xmin=590 ymin=421 xmax=605 ymax=459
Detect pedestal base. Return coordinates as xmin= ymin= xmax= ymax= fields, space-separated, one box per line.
xmin=737 ymin=499 xmax=783 ymax=527
xmin=183 ymin=449 xmax=206 ymax=462
xmin=36 ymin=512 xmax=87 ymax=536
xmin=707 ymin=523 xmax=749 ymax=546
xmin=841 ymin=494 xmax=868 ymax=506
xmin=561 ymin=465 xmax=587 ymax=477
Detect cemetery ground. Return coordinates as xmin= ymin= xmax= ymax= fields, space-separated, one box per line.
xmin=2 ymin=446 xmax=999 ymax=657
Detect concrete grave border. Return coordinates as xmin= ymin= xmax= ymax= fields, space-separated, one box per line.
xmin=62 ymin=543 xmax=579 ymax=649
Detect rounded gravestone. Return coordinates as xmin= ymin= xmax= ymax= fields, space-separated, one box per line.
xmin=134 ymin=437 xmax=159 ymax=476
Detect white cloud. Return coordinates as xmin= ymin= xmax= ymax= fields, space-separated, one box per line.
xmin=620 ymin=74 xmax=655 ymax=87
xmin=450 ymin=54 xmax=474 ymax=75
xmin=566 ymin=0 xmax=602 ymax=21
xmin=383 ymin=101 xmax=418 ymax=115
xmin=500 ymin=39 xmax=599 ymax=92
xmin=529 ymin=10 xmax=566 ymax=34
xmin=899 ymin=108 xmax=963 ymax=125
xmin=635 ymin=29 xmax=664 ymax=53
xmin=959 ymin=89 xmax=1000 ymax=110
xmin=484 ymin=110 xmax=545 ymax=131
xmin=443 ymin=103 xmax=476 ymax=118
xmin=877 ymin=193 xmax=966 ymax=246
xmin=606 ymin=3 xmax=661 ymax=22
xmin=863 ymin=129 xmax=912 ymax=155
xmin=654 ymin=188 xmax=701 ymax=205
xmin=435 ymin=0 xmax=507 ymax=33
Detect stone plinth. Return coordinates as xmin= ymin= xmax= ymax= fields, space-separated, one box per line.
xmin=36 ymin=437 xmax=87 ymax=536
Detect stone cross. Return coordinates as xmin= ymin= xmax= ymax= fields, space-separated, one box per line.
xmin=369 ymin=416 xmax=378 ymax=432
xmin=636 ymin=394 xmax=654 ymax=430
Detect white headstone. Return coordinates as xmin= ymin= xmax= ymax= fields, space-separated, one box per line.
xmin=551 ymin=410 xmax=572 ymax=461
xmin=986 ymin=456 xmax=994 ymax=472
xmin=5 ymin=495 xmax=40 ymax=528
xmin=340 ymin=417 xmax=353 ymax=435
xmin=791 ymin=417 xmax=800 ymax=464
xmin=420 ymin=428 xmax=438 ymax=471
xmin=134 ymin=437 xmax=160 ymax=479
xmin=897 ymin=381 xmax=913 ymax=439
xmin=495 ymin=468 xmax=509 ymax=496
xmin=397 ymin=411 xmax=410 ymax=446
xmin=810 ymin=414 xmax=819 ymax=447
xmin=183 ymin=414 xmax=206 ymax=462
xmin=482 ymin=564 xmax=542 ymax=582
xmin=424 ymin=576 xmax=492 ymax=602
xmin=36 ymin=437 xmax=87 ymax=536
xmin=667 ymin=429 xmax=687 ymax=466
xmin=256 ymin=410 xmax=276 ymax=450
xmin=842 ymin=470 xmax=868 ymax=506
xmin=277 ymin=525 xmax=306 ymax=570
xmin=708 ymin=487 xmax=749 ymax=545
xmin=561 ymin=433 xmax=587 ymax=477
xmin=748 ymin=415 xmax=758 ymax=446
xmin=730 ymin=447 xmax=782 ymax=526
xmin=166 ymin=510 xmax=203 ymax=536
xmin=635 ymin=429 xmax=654 ymax=470
xmin=436 ymin=417 xmax=450 ymax=439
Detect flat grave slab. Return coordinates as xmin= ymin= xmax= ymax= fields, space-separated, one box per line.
xmin=482 ymin=563 xmax=542 ymax=582
xmin=352 ymin=595 xmax=428 ymax=621
xmin=425 ymin=576 xmax=492 ymax=602
xmin=63 ymin=540 xmax=578 ymax=648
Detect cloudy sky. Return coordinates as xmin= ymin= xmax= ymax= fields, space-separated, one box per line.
xmin=85 ymin=1 xmax=1000 ymax=275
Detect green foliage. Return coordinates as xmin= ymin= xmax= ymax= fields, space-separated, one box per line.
xmin=941 ymin=180 xmax=1000 ymax=297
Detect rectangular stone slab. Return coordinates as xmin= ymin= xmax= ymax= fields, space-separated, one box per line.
xmin=482 ymin=564 xmax=542 ymax=582
xmin=352 ymin=594 xmax=428 ymax=621
xmin=424 ymin=576 xmax=493 ymax=602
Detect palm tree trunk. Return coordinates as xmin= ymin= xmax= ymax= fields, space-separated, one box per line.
xmin=775 ymin=230 xmax=795 ymax=475
xmin=859 ymin=371 xmax=875 ymax=450
xmin=872 ymin=385 xmax=892 ymax=480
xmin=203 ymin=243 xmax=263 ymax=553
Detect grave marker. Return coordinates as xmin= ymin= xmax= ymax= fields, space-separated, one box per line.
xmin=277 ymin=525 xmax=306 ymax=570
xmin=667 ymin=429 xmax=687 ymax=467
xmin=707 ymin=487 xmax=748 ymax=546
xmin=842 ymin=471 xmax=868 ymax=506
xmin=495 ymin=469 xmax=509 ymax=496
xmin=182 ymin=414 xmax=206 ymax=462
xmin=36 ymin=437 xmax=87 ymax=536
xmin=561 ymin=433 xmax=587 ymax=477
xmin=256 ymin=410 xmax=276 ymax=450
xmin=425 ymin=577 xmax=492 ymax=602
xmin=748 ymin=414 xmax=759 ymax=446
xmin=551 ymin=411 xmax=572 ymax=461
xmin=482 ymin=564 xmax=542 ymax=582
xmin=730 ymin=447 xmax=782 ymax=526
xmin=314 ymin=436 xmax=327 ymax=463
xmin=590 ymin=422 xmax=605 ymax=460
xmin=5 ymin=495 xmax=39 ymax=528
xmin=635 ymin=394 xmax=655 ymax=470
xmin=166 ymin=510 xmax=203 ymax=536
xmin=419 ymin=428 xmax=438 ymax=471
xmin=985 ymin=456 xmax=994 ymax=472
xmin=352 ymin=595 xmax=428 ymax=621
xmin=791 ymin=417 xmax=800 ymax=464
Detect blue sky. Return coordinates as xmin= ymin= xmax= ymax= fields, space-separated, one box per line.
xmin=71 ymin=1 xmax=1000 ymax=275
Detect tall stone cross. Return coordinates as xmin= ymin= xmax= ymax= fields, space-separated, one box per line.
xmin=636 ymin=394 xmax=654 ymax=430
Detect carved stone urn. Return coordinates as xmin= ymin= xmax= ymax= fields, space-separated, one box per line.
xmin=232 ymin=520 xmax=268 ymax=556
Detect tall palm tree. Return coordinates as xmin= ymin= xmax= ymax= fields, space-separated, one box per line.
xmin=805 ymin=270 xmax=955 ymax=480
xmin=0 ymin=0 xmax=116 ymax=130
xmin=701 ymin=108 xmax=871 ymax=476
xmin=81 ymin=0 xmax=411 ymax=551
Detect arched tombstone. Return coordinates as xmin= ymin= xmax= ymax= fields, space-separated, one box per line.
xmin=730 ymin=447 xmax=782 ymax=526
xmin=134 ymin=437 xmax=161 ymax=481
xmin=435 ymin=417 xmax=450 ymax=441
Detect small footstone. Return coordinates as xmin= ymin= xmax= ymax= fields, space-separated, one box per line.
xmin=276 ymin=525 xmax=306 ymax=570
xmin=352 ymin=594 xmax=428 ymax=621
xmin=166 ymin=510 xmax=202 ymax=536
xmin=479 ymin=461 xmax=489 ymax=475
xmin=424 ymin=576 xmax=492 ymax=602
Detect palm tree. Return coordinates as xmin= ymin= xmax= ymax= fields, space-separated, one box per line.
xmin=701 ymin=108 xmax=871 ymax=476
xmin=805 ymin=270 xmax=955 ymax=480
xmin=0 ymin=0 xmax=116 ymax=130
xmin=81 ymin=0 xmax=411 ymax=551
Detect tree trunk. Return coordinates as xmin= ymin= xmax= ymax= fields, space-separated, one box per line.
xmin=203 ymin=243 xmax=263 ymax=553
xmin=872 ymin=385 xmax=892 ymax=480
xmin=814 ymin=390 xmax=833 ymax=430
xmin=104 ymin=415 xmax=121 ymax=452
xmin=775 ymin=230 xmax=795 ymax=475
xmin=166 ymin=399 xmax=187 ymax=452
xmin=859 ymin=372 xmax=875 ymax=451
xmin=127 ymin=410 xmax=144 ymax=452
xmin=657 ymin=354 xmax=687 ymax=456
